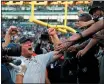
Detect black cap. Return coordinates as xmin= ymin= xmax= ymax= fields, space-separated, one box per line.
xmin=19 ymin=36 xmax=33 ymax=44
xmin=89 ymin=6 xmax=104 ymax=15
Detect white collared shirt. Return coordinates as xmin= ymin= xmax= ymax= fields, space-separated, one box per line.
xmin=10 ymin=51 xmax=54 ymax=83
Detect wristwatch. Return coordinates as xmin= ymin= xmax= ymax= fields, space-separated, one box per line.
xmin=93 ymin=17 xmax=99 ymax=22
xmin=17 ymin=73 xmax=24 ymax=77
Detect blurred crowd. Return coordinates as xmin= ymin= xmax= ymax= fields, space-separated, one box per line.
xmin=2 ymin=5 xmax=88 ymax=12
xmin=1 ymin=19 xmax=73 ymax=44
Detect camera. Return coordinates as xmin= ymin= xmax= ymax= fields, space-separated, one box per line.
xmin=40 ymin=32 xmax=53 ymax=44
xmin=40 ymin=32 xmax=50 ymax=41
xmin=1 ymin=43 xmax=21 ymax=63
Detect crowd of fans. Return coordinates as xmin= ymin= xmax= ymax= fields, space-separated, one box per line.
xmin=1 ymin=19 xmax=73 ymax=44
xmin=2 ymin=5 xmax=88 ymax=12
xmin=1 ymin=2 xmax=104 ymax=84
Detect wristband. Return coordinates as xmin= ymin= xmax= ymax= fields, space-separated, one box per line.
xmin=93 ymin=17 xmax=99 ymax=22
xmin=17 ymin=73 xmax=24 ymax=77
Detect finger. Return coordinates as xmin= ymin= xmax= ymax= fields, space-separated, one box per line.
xmin=67 ymin=48 xmax=72 ymax=52
xmin=81 ymin=54 xmax=83 ymax=57
xmin=70 ymin=50 xmax=73 ymax=52
xmin=55 ymin=46 xmax=62 ymax=50
xmin=67 ymin=48 xmax=70 ymax=52
xmin=70 ymin=49 xmax=75 ymax=52
xmin=76 ymin=52 xmax=81 ymax=58
xmin=76 ymin=53 xmax=78 ymax=58
xmin=68 ymin=47 xmax=72 ymax=50
xmin=48 ymin=28 xmax=54 ymax=32
xmin=10 ymin=26 xmax=17 ymax=28
xmin=9 ymin=28 xmax=17 ymax=32
xmin=57 ymin=43 xmax=62 ymax=46
xmin=75 ymin=22 xmax=81 ymax=27
xmin=81 ymin=53 xmax=84 ymax=57
xmin=48 ymin=29 xmax=52 ymax=33
xmin=55 ymin=47 xmax=63 ymax=51
xmin=75 ymin=23 xmax=80 ymax=27
xmin=49 ymin=30 xmax=54 ymax=34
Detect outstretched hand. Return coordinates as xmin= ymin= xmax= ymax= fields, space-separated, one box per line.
xmin=48 ymin=28 xmax=57 ymax=36
xmin=76 ymin=49 xmax=87 ymax=58
xmin=67 ymin=45 xmax=77 ymax=52
xmin=69 ymin=33 xmax=81 ymax=42
xmin=54 ymin=41 xmax=73 ymax=52
xmin=75 ymin=21 xmax=88 ymax=28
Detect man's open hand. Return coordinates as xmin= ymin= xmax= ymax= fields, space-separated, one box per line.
xmin=48 ymin=28 xmax=57 ymax=36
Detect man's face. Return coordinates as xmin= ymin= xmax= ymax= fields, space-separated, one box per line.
xmin=75 ymin=17 xmax=87 ymax=29
xmin=21 ymin=41 xmax=33 ymax=58
xmin=78 ymin=17 xmax=87 ymax=22
xmin=92 ymin=10 xmax=103 ymax=18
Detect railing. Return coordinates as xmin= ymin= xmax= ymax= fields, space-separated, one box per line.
xmin=2 ymin=11 xmax=88 ymax=15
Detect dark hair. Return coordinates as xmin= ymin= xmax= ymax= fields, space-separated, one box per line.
xmin=79 ymin=13 xmax=92 ymax=21
xmin=90 ymin=7 xmax=104 ymax=15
